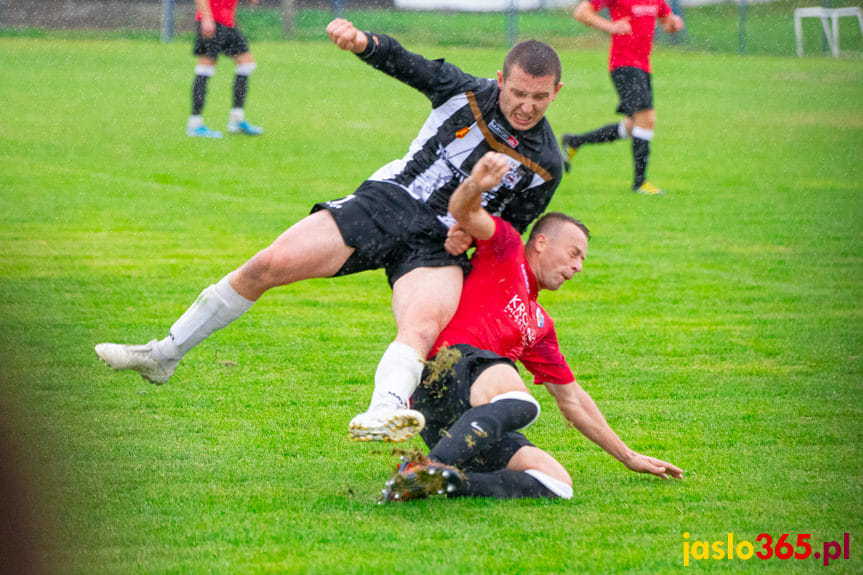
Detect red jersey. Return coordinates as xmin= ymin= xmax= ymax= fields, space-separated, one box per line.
xmin=589 ymin=0 xmax=671 ymax=73
xmin=197 ymin=0 xmax=238 ymax=27
xmin=431 ymin=217 xmax=575 ymax=386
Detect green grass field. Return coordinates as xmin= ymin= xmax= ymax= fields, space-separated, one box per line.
xmin=6 ymin=0 xmax=863 ymax=57
xmin=1 ymin=25 xmax=862 ymax=574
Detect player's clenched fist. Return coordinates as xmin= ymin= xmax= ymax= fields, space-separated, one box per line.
xmin=327 ymin=18 xmax=368 ymax=54
xmin=661 ymin=14 xmax=685 ymax=34
xmin=470 ymin=152 xmax=510 ymax=191
xmin=608 ymin=17 xmax=632 ymax=36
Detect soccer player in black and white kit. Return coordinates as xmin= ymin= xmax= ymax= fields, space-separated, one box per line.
xmin=95 ymin=18 xmax=565 ymax=443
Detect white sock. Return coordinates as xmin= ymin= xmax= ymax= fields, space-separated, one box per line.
xmin=631 ymin=126 xmax=654 ymax=141
xmin=229 ymin=108 xmax=244 ymax=124
xmin=368 ymin=341 xmax=424 ymax=411
xmin=156 ymin=277 xmax=254 ymax=360
xmin=524 ymin=470 xmax=573 ymax=499
xmin=618 ymin=120 xmax=631 ymax=140
xmin=235 ymin=62 xmax=257 ymax=76
xmin=194 ymin=64 xmax=215 ymax=77
xmin=188 ymin=114 xmax=204 ymax=129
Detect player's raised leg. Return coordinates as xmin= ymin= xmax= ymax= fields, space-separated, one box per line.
xmin=95 ymin=211 xmax=354 ymax=383
xmin=348 ymin=265 xmax=463 ymax=442
xmin=560 ymin=120 xmax=628 ymax=172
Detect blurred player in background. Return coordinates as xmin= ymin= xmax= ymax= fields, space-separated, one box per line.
xmin=380 ymin=152 xmax=682 ymax=503
xmin=561 ymin=0 xmax=684 ymax=195
xmin=186 ymin=0 xmax=263 ymax=138
xmin=96 ymin=20 xmax=565 ymax=444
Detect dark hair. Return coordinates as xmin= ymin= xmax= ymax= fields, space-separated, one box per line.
xmin=527 ymin=212 xmax=590 ymax=247
xmin=503 ymin=39 xmax=562 ymax=85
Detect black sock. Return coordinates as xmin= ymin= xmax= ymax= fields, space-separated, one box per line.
xmin=232 ymin=74 xmax=249 ymax=109
xmin=428 ymin=399 xmax=538 ymax=468
xmin=571 ymin=123 xmax=621 ymax=147
xmin=191 ymin=75 xmax=209 ymax=116
xmin=454 ymin=469 xmax=559 ymax=499
xmin=633 ymin=137 xmax=651 ymax=188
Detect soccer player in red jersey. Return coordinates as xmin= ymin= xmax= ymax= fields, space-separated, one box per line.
xmin=561 ymin=0 xmax=684 ymax=195
xmin=186 ymin=0 xmax=263 ymax=138
xmin=380 ymin=153 xmax=682 ymax=502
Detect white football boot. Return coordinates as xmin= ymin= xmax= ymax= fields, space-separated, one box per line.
xmin=94 ymin=340 xmax=177 ymax=384
xmin=349 ymin=406 xmax=425 ymax=443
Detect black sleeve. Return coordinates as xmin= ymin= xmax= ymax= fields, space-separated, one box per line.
xmin=357 ymin=31 xmax=482 ymax=108
xmin=500 ymin=177 xmax=561 ymax=234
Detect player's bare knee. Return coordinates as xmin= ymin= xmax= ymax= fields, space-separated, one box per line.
xmin=395 ymin=298 xmax=455 ymax=350
xmin=551 ymin=467 xmax=572 ymax=487
xmin=234 ymin=53 xmax=255 ymax=66
xmin=397 ymin=320 xmax=444 ymax=355
xmin=238 ymin=248 xmax=282 ymax=290
xmin=470 ymin=364 xmax=529 ymax=405
xmin=634 ymin=109 xmax=656 ymax=130
xmin=418 ymin=324 xmax=443 ymax=350
xmin=528 ymin=465 xmax=573 ymax=489
xmin=509 ymin=446 xmax=571 ymax=487
xmin=520 ymin=458 xmax=572 ymax=487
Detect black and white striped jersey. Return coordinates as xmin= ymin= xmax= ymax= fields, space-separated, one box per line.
xmin=358 ymin=32 xmax=563 ymax=234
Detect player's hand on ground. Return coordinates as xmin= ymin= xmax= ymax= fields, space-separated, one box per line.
xmin=446 ymin=223 xmax=474 ymax=255
xmin=623 ymin=452 xmax=683 ymax=479
xmin=327 ymin=18 xmax=368 ymax=53
xmin=469 ymin=152 xmax=509 ymax=192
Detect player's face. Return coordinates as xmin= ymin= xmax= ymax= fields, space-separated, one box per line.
xmin=534 ymin=224 xmax=588 ymax=291
xmin=497 ymin=65 xmax=562 ymax=132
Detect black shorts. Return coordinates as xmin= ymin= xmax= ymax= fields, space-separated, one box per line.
xmin=412 ymin=344 xmax=534 ymax=473
xmin=611 ymin=67 xmax=653 ymax=116
xmin=312 ymin=181 xmax=470 ymax=287
xmin=193 ymin=22 xmax=250 ymax=59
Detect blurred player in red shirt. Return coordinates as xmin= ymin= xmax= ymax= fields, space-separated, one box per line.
xmin=562 ymin=0 xmax=684 ymax=195
xmin=186 ymin=0 xmax=263 ymax=138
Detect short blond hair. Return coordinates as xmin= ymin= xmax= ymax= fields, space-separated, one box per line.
xmin=526 ymin=212 xmax=590 ymax=247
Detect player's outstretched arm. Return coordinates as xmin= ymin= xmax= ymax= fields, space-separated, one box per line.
xmin=448 ymin=152 xmax=509 ymax=242
xmin=573 ymin=2 xmax=632 ymax=36
xmin=326 ymin=18 xmax=368 ymax=54
xmin=621 ymin=452 xmax=683 ymax=479
xmin=543 ymin=380 xmax=683 ymax=480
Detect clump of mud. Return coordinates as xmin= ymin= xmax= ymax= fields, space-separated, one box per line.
xmin=420 ymin=346 xmax=463 ymax=398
